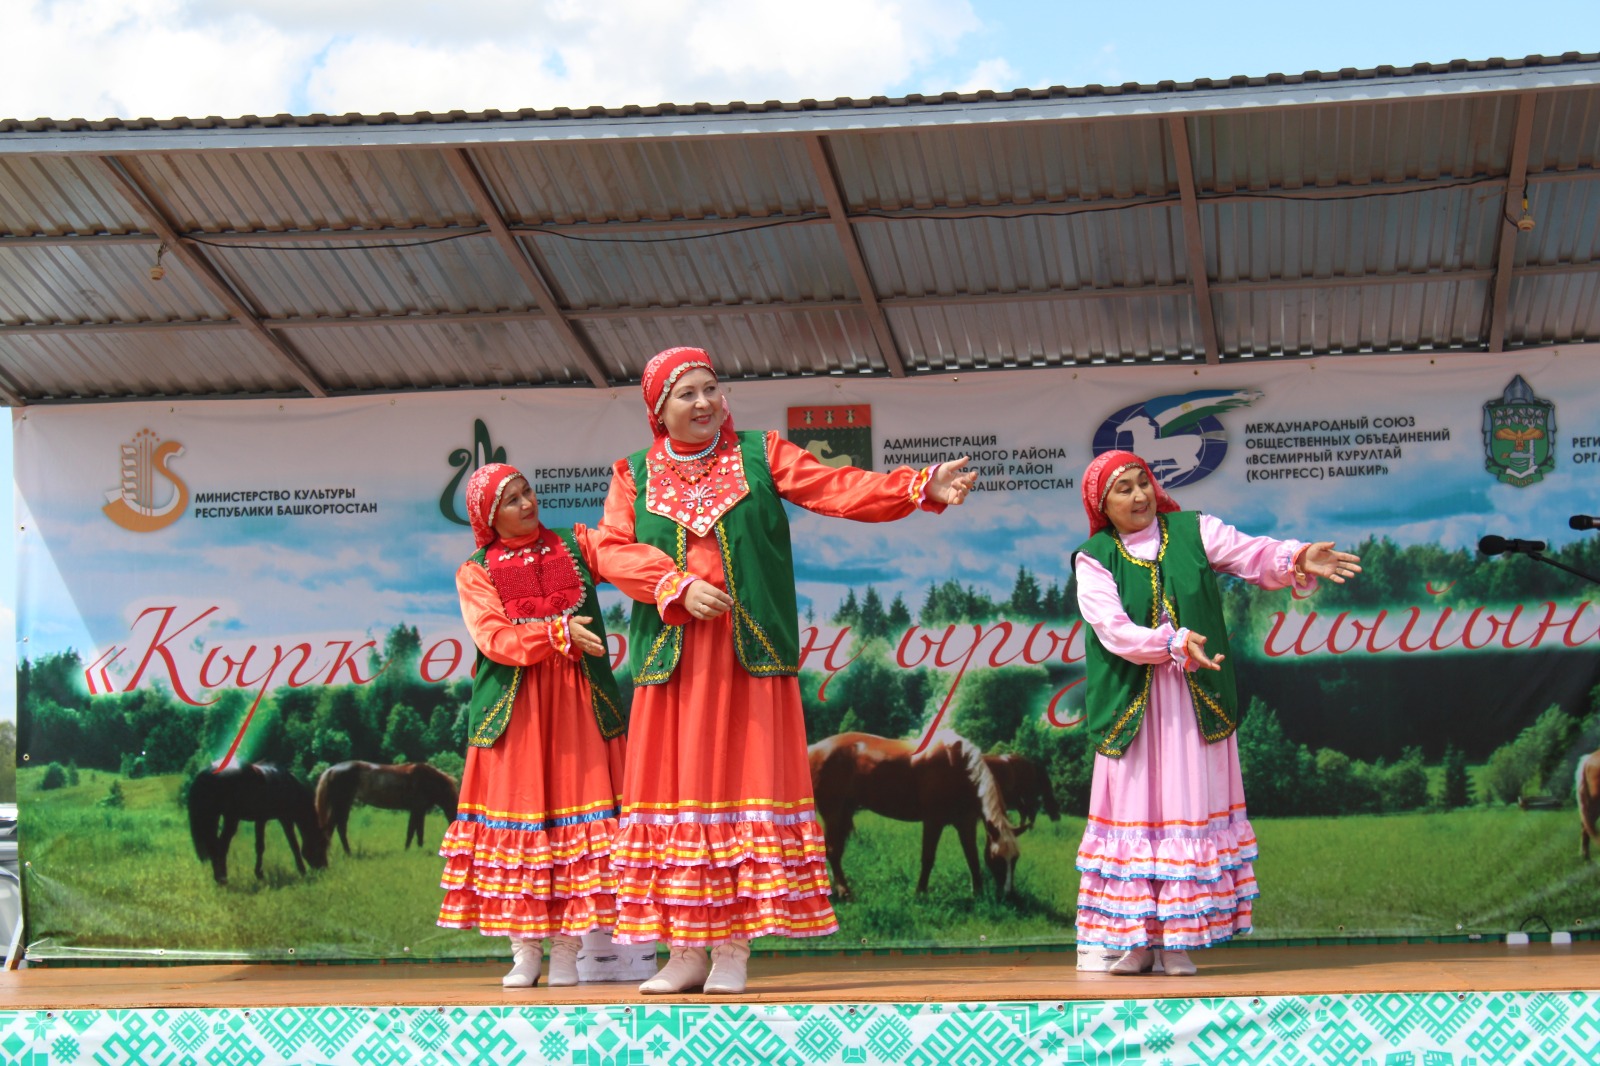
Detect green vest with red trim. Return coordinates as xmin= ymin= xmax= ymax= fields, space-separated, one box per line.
xmin=1075 ymin=510 xmax=1239 ymax=757
xmin=465 ymin=527 xmax=626 ymax=746
xmin=626 ymin=430 xmax=800 ymax=685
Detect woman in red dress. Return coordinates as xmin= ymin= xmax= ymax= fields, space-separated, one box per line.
xmin=597 ymin=346 xmax=977 ymax=994
xmin=438 ymin=463 xmax=682 ymax=988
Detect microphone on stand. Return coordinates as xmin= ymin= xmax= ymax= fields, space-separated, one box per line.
xmin=1570 ymin=515 xmax=1600 ymax=530
xmin=1478 ymin=535 xmax=1547 ymax=556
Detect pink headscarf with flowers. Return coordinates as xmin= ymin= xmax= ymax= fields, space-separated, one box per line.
xmin=465 ymin=462 xmax=525 ymax=549
xmin=1080 ymin=450 xmax=1181 ymax=537
xmin=639 ymin=345 xmax=733 ymax=439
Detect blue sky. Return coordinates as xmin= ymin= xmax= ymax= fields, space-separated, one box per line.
xmin=3 ymin=1 xmax=1595 ymax=120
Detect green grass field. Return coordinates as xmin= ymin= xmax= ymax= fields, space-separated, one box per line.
xmin=17 ymin=768 xmax=1600 ymax=959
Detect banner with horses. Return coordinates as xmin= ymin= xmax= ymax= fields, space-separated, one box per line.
xmin=12 ymin=345 xmax=1600 ymax=959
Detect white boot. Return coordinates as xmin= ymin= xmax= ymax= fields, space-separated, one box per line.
xmin=547 ymin=934 xmax=582 ymax=987
xmin=703 ymin=938 xmax=751 ymax=995
xmin=1160 ymin=949 xmax=1197 ymax=977
xmin=502 ymin=936 xmax=542 ymax=988
xmin=1108 ymin=946 xmax=1155 ymax=975
xmin=638 ymin=945 xmax=709 ymax=994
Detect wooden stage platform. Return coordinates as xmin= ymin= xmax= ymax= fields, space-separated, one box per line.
xmin=3 ymin=941 xmax=1596 ymax=1008
xmin=2 ymin=943 xmax=1596 ymax=1064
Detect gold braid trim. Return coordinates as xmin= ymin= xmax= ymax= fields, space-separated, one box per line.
xmin=468 ymin=666 xmax=522 ymax=748
xmin=716 ymin=521 xmax=797 ymax=675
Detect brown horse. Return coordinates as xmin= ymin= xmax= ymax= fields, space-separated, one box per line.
xmin=315 ymin=761 xmax=460 ymax=855
xmin=188 ymin=763 xmax=329 ymax=885
xmin=808 ymin=730 xmax=1020 ymax=901
xmin=983 ymin=753 xmax=1061 ymax=832
xmin=1579 ymin=749 xmax=1600 ymax=861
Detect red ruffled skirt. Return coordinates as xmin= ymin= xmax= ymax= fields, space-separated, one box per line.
xmin=438 ymin=656 xmax=627 ymax=937
xmin=611 ymin=611 xmax=837 ymax=946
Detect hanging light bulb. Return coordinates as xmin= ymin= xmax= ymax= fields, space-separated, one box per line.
xmin=149 ymin=243 xmax=167 ymax=281
xmin=1516 ymin=197 xmax=1536 ymax=232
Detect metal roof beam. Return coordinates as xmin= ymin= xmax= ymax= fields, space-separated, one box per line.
xmin=443 ymin=148 xmax=611 ymax=389
xmin=1487 ymin=93 xmax=1538 ymax=353
xmin=86 ymin=156 xmax=330 ymax=397
xmin=1168 ymin=116 xmax=1222 ymax=365
xmin=805 ymin=134 xmax=906 ymax=377
xmin=20 ymin=262 xmax=1600 ymax=338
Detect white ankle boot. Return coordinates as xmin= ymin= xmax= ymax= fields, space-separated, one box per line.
xmin=1160 ymin=949 xmax=1197 ymax=976
xmin=547 ymin=934 xmax=582 ymax=987
xmin=638 ymin=946 xmax=709 ymax=994
xmin=502 ymin=936 xmax=543 ymax=988
xmin=1108 ymin=946 xmax=1155 ymax=975
xmin=703 ymin=938 xmax=751 ymax=995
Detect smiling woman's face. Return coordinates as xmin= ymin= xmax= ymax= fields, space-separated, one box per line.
xmin=1102 ymin=465 xmax=1156 ymax=535
xmin=659 ymin=367 xmax=724 ymax=445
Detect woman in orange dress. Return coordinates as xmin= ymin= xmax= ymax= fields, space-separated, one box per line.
xmin=596 ymin=345 xmax=977 ymax=995
xmin=438 ymin=463 xmax=682 ymax=988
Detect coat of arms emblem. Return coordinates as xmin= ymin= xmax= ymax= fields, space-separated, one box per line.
xmin=1482 ymin=375 xmax=1555 ymax=487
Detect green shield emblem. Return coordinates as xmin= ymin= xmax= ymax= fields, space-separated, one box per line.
xmin=1482 ymin=375 xmax=1555 ymax=487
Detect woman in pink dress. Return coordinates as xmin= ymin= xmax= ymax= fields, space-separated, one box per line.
xmin=438 ymin=463 xmax=683 ymax=988
xmin=1071 ymin=450 xmax=1360 ymax=976
xmin=596 ymin=345 xmax=977 ymax=995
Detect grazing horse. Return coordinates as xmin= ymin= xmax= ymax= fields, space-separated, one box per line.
xmin=1579 ymin=749 xmax=1600 ymax=861
xmin=315 ymin=761 xmax=460 ymax=855
xmin=808 ymin=730 xmax=1020 ymax=901
xmin=188 ymin=764 xmax=328 ymax=885
xmin=983 ymin=753 xmax=1061 ymax=832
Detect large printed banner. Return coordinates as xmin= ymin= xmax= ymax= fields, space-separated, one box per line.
xmin=13 ymin=347 xmax=1600 ymax=960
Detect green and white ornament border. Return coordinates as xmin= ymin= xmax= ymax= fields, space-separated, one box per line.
xmin=1 ymin=990 xmax=1596 ymax=1064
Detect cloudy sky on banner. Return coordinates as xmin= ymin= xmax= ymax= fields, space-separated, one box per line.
xmin=3 ymin=1 xmax=1595 ymax=120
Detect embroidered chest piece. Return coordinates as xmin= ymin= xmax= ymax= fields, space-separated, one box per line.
xmin=645 ymin=431 xmax=750 ymax=536
xmin=486 ymin=529 xmax=583 ymax=623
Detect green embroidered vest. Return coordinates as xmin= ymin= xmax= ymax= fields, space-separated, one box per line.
xmin=466 ymin=527 xmax=627 ymax=747
xmin=627 ymin=430 xmax=800 ymax=685
xmin=1075 ymin=510 xmax=1239 ymax=757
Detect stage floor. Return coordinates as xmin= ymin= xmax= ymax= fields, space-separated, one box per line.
xmin=3 ymin=941 xmax=1594 ymax=1009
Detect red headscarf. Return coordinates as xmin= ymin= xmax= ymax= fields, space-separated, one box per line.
xmin=465 ymin=462 xmax=524 ymax=549
xmin=463 ymin=461 xmax=583 ymax=621
xmin=1080 ymin=450 xmax=1181 ymax=537
xmin=639 ymin=345 xmax=732 ymax=439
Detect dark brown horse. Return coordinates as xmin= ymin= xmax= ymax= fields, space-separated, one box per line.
xmin=808 ymin=730 xmax=1019 ymax=901
xmin=983 ymin=753 xmax=1061 ymax=832
xmin=315 ymin=761 xmax=460 ymax=855
xmin=188 ymin=763 xmax=329 ymax=885
xmin=1579 ymin=749 xmax=1600 ymax=861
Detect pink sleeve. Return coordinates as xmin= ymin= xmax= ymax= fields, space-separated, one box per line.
xmin=1198 ymin=513 xmax=1314 ymax=592
xmin=767 ymin=431 xmax=945 ymax=519
xmin=1073 ymin=552 xmax=1185 ymax=666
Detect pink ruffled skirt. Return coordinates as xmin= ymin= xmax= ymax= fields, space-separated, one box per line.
xmin=1074 ymin=663 xmax=1258 ymax=951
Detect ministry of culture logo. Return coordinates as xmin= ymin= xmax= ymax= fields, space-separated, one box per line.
xmin=440 ymin=418 xmax=508 ymax=525
xmin=787 ymin=405 xmax=872 ymax=471
xmin=1090 ymin=389 xmax=1262 ymax=488
xmin=1483 ymin=375 xmax=1555 ymax=487
xmin=103 ymin=428 xmax=188 ymax=532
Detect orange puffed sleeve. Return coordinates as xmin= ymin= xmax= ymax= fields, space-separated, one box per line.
xmin=766 ymin=431 xmax=946 ymax=519
xmin=456 ymin=560 xmax=563 ymax=668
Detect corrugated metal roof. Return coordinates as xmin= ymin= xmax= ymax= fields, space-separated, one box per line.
xmin=1 ymin=54 xmax=1598 ymax=405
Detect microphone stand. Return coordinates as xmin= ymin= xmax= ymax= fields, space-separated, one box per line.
xmin=1512 ymin=548 xmax=1600 ymax=587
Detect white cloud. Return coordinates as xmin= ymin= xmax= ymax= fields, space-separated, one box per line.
xmin=952 ymin=57 xmax=1021 ymax=94
xmin=7 ymin=0 xmax=981 ymax=120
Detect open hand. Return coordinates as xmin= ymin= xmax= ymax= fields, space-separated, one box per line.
xmin=1301 ymin=542 xmax=1362 ymax=583
xmin=930 ymin=456 xmax=978 ymax=506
